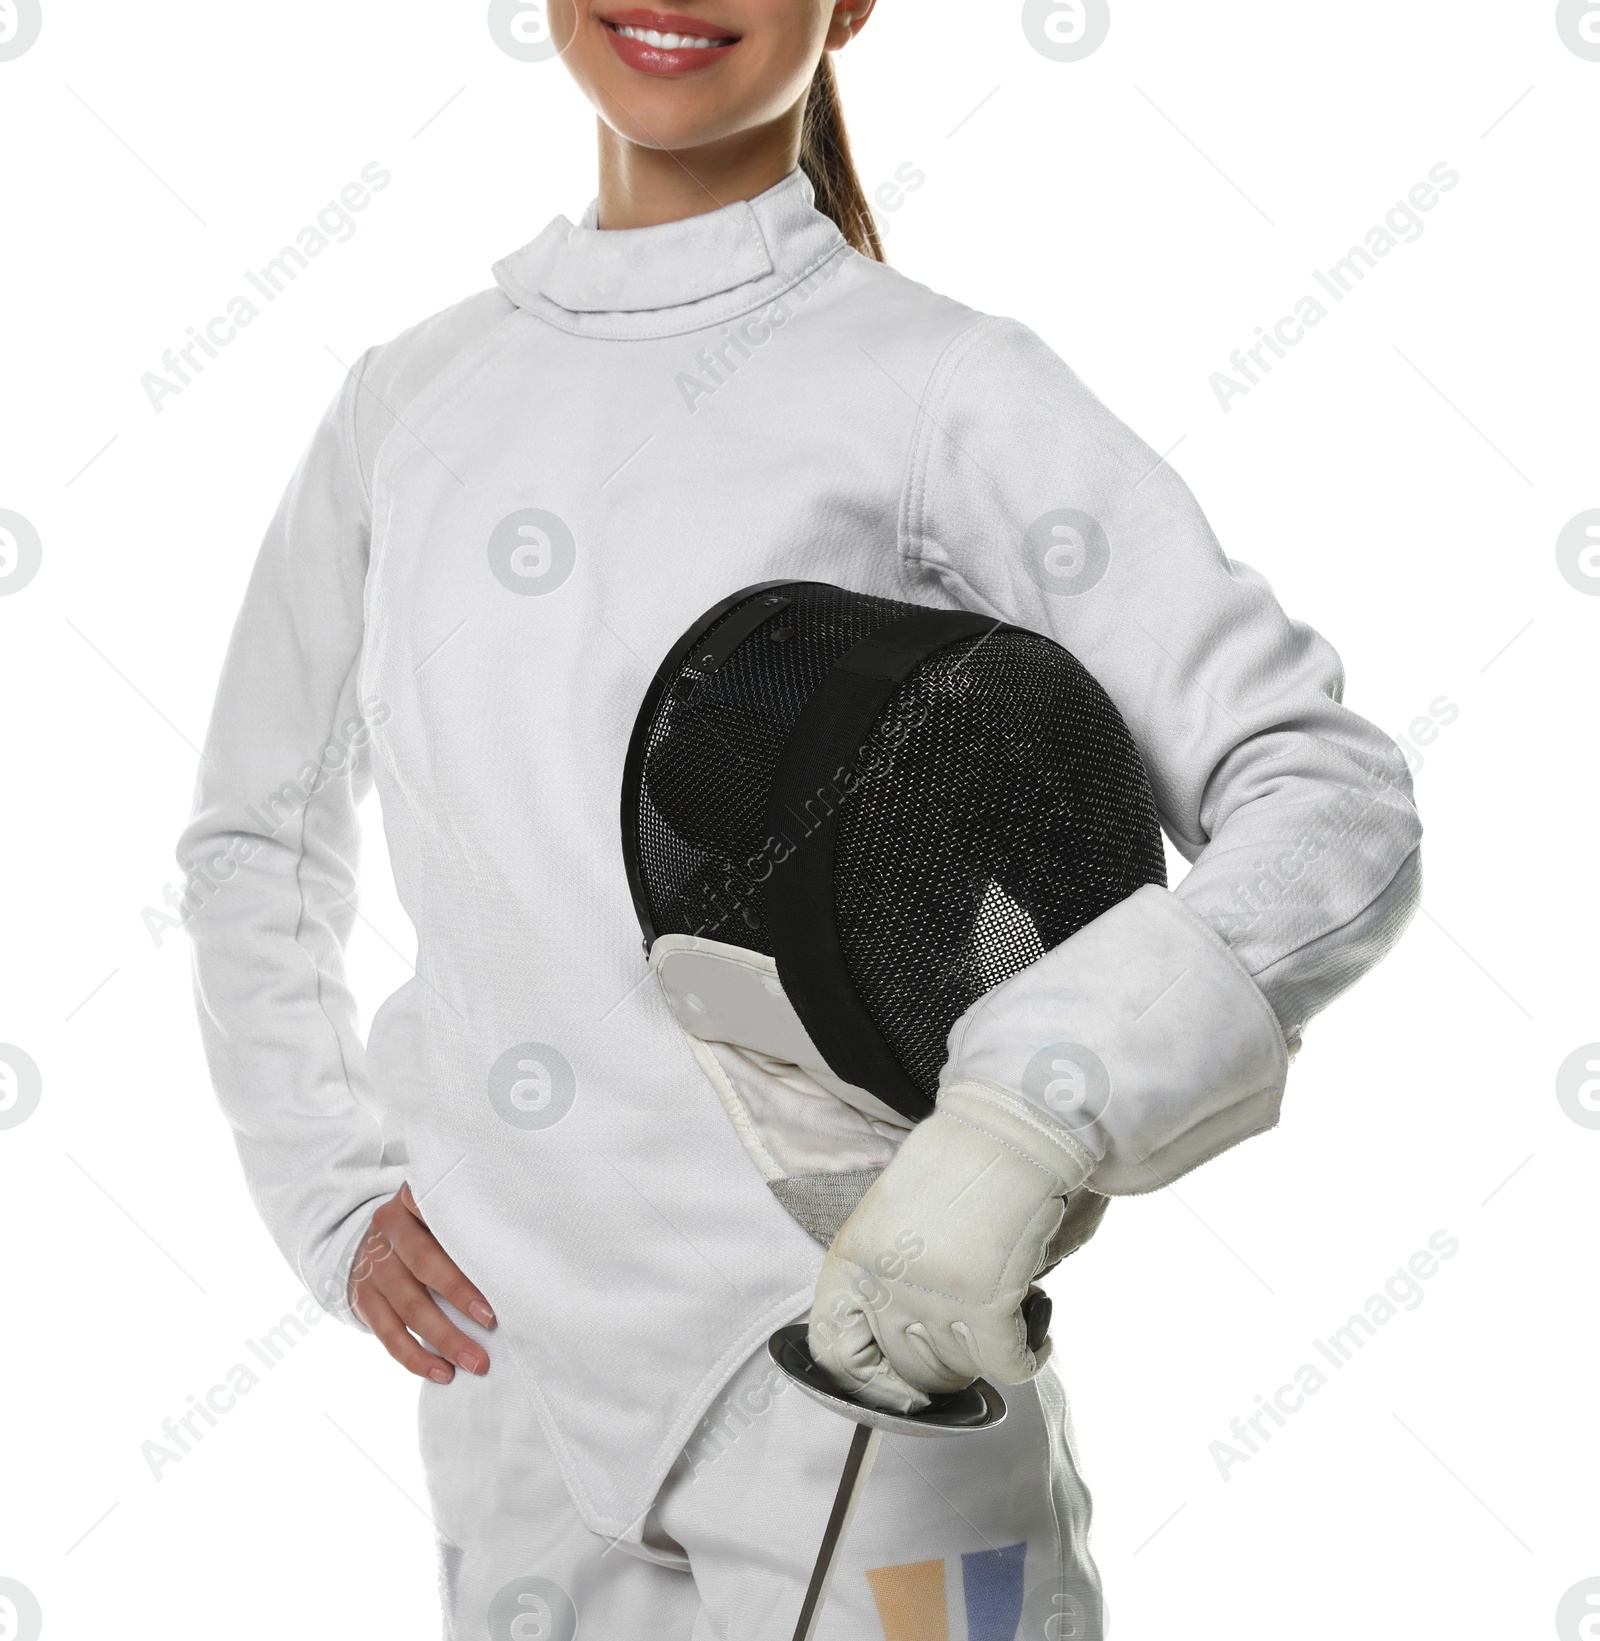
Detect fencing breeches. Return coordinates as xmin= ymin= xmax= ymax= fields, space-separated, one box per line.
xmin=420 ymin=1327 xmax=1105 ymax=1640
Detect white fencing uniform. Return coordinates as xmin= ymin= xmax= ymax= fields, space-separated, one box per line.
xmin=180 ymin=168 xmax=1421 ymax=1624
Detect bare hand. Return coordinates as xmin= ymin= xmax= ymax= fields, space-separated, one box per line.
xmin=348 ymin=1183 xmax=496 ymax=1383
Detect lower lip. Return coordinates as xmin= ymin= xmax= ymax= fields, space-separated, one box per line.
xmin=603 ymin=26 xmax=739 ymax=75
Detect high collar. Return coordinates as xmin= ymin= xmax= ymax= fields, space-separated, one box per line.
xmin=492 ymin=169 xmax=851 ymax=340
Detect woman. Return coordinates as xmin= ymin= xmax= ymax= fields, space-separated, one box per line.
xmin=180 ymin=3 xmax=1422 ymax=1635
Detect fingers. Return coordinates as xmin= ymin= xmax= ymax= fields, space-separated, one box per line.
xmin=878 ymin=1314 xmax=981 ymax=1399
xmin=391 ymin=1196 xmax=496 ymax=1330
xmin=810 ymin=1260 xmax=932 ymax=1414
xmin=814 ymin=1255 xmax=1047 ymax=1402
xmin=353 ymin=1288 xmax=458 ymax=1384
xmin=809 ymin=1267 xmax=883 ymax=1391
xmin=349 ymin=1186 xmax=497 ymax=1382
xmin=377 ymin=1261 xmax=491 ymax=1377
xmin=950 ymin=1309 xmax=1042 ymax=1389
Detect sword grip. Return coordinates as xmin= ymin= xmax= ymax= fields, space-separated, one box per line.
xmin=1022 ymin=1287 xmax=1053 ymax=1354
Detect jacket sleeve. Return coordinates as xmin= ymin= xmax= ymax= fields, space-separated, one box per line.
xmin=910 ymin=318 xmax=1422 ymax=1193
xmin=178 ymin=354 xmax=407 ymax=1318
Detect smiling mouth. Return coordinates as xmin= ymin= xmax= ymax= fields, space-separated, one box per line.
xmin=609 ymin=22 xmax=738 ymax=48
xmin=599 ymin=11 xmax=741 ymax=52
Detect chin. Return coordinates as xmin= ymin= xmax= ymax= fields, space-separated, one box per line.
xmin=600 ymin=101 xmax=739 ymax=153
xmin=595 ymin=75 xmax=774 ymax=152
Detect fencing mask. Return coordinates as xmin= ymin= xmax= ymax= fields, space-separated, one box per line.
xmin=621 ymin=581 xmax=1166 ymax=1128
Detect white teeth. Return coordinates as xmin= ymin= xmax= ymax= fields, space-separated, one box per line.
xmin=614 ymin=24 xmax=727 ymax=48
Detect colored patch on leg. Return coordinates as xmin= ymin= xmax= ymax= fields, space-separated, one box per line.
xmin=865 ymin=1558 xmax=949 ymax=1641
xmin=961 ymin=1542 xmax=1027 ymax=1641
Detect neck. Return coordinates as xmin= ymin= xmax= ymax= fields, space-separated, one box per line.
xmin=594 ymin=108 xmax=805 ymax=230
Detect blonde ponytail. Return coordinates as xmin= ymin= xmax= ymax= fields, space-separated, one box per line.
xmin=799 ymin=55 xmax=885 ymax=262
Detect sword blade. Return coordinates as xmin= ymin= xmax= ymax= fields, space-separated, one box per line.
xmin=791 ymin=1422 xmax=883 ymax=1641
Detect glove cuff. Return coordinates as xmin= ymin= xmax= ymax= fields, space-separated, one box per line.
xmin=940 ymin=884 xmax=1290 ymax=1194
xmin=937 ymin=1080 xmax=1094 ymax=1193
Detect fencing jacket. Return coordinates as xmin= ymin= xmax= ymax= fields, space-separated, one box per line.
xmin=180 ymin=168 xmax=1422 ymax=1543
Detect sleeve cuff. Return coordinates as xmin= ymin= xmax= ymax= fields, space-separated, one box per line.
xmin=938 ymin=884 xmax=1289 ymax=1194
xmin=305 ymin=1181 xmax=405 ymax=1329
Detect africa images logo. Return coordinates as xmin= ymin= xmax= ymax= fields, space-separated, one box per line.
xmin=1021 ymin=0 xmax=1110 ymax=61
xmin=0 ymin=1046 xmax=42 ymax=1131
xmin=0 ymin=511 xmax=42 ymax=597
xmin=1556 ymin=1045 xmax=1600 ymax=1130
xmin=488 ymin=1577 xmax=578 ymax=1641
xmin=0 ymin=1579 xmax=42 ymax=1641
xmin=1556 ymin=510 xmax=1600 ymax=596
xmin=0 ymin=0 xmax=42 ymax=62
xmin=1021 ymin=1042 xmax=1111 ymax=1131
xmin=488 ymin=509 xmax=578 ymax=596
xmin=1556 ymin=1578 xmax=1600 ymax=1641
xmin=487 ymin=0 xmax=563 ymax=61
xmin=488 ymin=1043 xmax=577 ymax=1130
xmin=1556 ymin=0 xmax=1600 ymax=59
xmin=1023 ymin=510 xmax=1111 ymax=598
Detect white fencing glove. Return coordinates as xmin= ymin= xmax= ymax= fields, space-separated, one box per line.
xmin=808 ymin=1080 xmax=1093 ymax=1412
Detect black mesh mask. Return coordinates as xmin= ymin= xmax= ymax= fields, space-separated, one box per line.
xmin=622 ymin=582 xmax=1167 ymax=1124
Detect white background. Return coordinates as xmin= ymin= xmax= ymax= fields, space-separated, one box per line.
xmin=1 ymin=2 xmax=1596 ymax=1637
